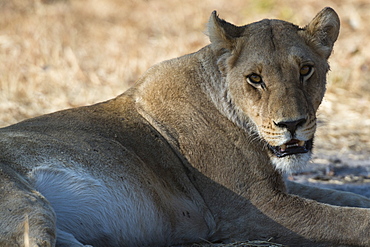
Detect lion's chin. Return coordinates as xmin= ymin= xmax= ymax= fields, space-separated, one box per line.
xmin=270 ymin=152 xmax=312 ymax=174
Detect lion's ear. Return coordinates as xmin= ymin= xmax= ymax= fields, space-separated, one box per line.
xmin=301 ymin=7 xmax=340 ymax=59
xmin=207 ymin=11 xmax=242 ymax=52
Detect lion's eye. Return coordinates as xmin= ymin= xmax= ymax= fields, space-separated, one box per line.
xmin=300 ymin=65 xmax=313 ymax=77
xmin=247 ymin=73 xmax=263 ymax=84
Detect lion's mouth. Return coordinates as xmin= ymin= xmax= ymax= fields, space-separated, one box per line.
xmin=269 ymin=139 xmax=313 ymax=158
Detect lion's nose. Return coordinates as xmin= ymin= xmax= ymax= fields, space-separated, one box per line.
xmin=274 ymin=118 xmax=306 ymax=135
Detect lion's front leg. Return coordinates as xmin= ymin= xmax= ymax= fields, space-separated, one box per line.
xmin=285 ymin=180 xmax=370 ymax=208
xmin=0 ymin=164 xmax=56 ymax=247
xmin=249 ymin=181 xmax=370 ymax=246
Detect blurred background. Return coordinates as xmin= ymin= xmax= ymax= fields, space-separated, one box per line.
xmin=0 ymin=0 xmax=369 ymax=191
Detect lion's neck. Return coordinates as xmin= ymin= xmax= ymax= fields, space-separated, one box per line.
xmin=133 ymin=47 xmax=278 ymax=191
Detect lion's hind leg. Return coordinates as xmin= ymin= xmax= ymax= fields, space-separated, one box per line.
xmin=0 ymin=164 xmax=56 ymax=247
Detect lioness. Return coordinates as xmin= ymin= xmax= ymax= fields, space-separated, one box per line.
xmin=1 ymin=7 xmax=370 ymax=247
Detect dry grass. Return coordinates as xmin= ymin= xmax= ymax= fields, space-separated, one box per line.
xmin=24 ymin=214 xmax=30 ymax=247
xmin=1 ymin=0 xmax=369 ymax=158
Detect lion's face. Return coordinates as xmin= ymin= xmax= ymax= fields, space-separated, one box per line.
xmin=207 ymin=9 xmax=340 ymax=172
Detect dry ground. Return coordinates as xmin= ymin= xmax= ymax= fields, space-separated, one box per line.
xmin=0 ymin=0 xmax=370 ymax=245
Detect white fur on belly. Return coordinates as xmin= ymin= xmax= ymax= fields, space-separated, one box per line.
xmin=29 ymin=165 xmax=170 ymax=246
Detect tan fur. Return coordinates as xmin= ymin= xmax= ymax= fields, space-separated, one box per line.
xmin=1 ymin=7 xmax=370 ymax=247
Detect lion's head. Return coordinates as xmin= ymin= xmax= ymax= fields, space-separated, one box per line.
xmin=206 ymin=8 xmax=340 ymax=173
